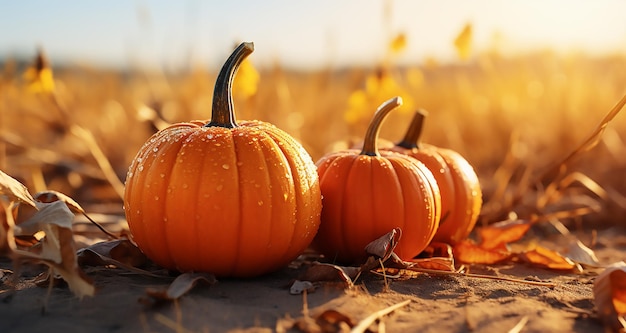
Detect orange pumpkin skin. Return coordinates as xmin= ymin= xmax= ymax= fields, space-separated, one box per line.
xmin=313 ymin=98 xmax=441 ymax=264
xmin=388 ymin=110 xmax=482 ymax=245
xmin=123 ymin=43 xmax=321 ymax=277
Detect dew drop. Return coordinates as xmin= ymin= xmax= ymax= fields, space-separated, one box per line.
xmin=222 ymin=164 xmax=230 ymax=170
xmin=258 ymin=200 xmax=264 ymax=206
xmin=207 ymin=134 xmax=214 ymax=139
xmin=154 ymin=196 xmax=159 ymax=201
xmin=216 ymin=184 xmax=223 ymax=191
xmin=182 ymin=184 xmax=189 ymax=189
xmin=159 ymin=173 xmax=165 ymax=178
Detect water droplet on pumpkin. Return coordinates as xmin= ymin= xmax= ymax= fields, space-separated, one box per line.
xmin=216 ymin=184 xmax=223 ymax=191
xmin=215 ymin=143 xmax=222 ymax=147
xmin=207 ymin=134 xmax=214 ymax=139
xmin=222 ymin=164 xmax=230 ymax=170
xmin=159 ymin=173 xmax=165 ymax=178
xmin=182 ymin=184 xmax=189 ymax=189
xmin=258 ymin=200 xmax=264 ymax=206
xmin=254 ymin=184 xmax=261 ymax=188
xmin=137 ymin=165 xmax=144 ymax=172
xmin=163 ymin=217 xmax=168 ymax=222
xmin=283 ymin=193 xmax=289 ymax=201
xmin=153 ymin=147 xmax=158 ymax=152
xmin=154 ymin=196 xmax=159 ymax=201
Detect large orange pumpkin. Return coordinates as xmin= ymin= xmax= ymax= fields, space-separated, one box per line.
xmin=387 ymin=109 xmax=482 ymax=244
xmin=313 ymin=97 xmax=441 ymax=264
xmin=123 ymin=42 xmax=322 ymax=277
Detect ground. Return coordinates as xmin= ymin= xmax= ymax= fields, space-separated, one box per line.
xmin=0 ymin=226 xmax=623 ymax=333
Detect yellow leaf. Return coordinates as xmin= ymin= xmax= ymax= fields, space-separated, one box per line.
xmin=454 ymin=23 xmax=473 ymax=60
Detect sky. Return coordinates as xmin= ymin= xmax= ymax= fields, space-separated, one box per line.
xmin=2 ymin=0 xmax=626 ymax=70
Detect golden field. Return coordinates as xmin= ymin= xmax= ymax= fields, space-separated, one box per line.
xmin=2 ymin=46 xmax=625 ymax=228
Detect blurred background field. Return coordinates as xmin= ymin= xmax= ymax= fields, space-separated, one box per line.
xmin=1 ymin=1 xmax=626 ymax=228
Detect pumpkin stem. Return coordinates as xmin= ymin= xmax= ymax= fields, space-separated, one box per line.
xmin=205 ymin=42 xmax=254 ymax=129
xmin=396 ymin=109 xmax=428 ymax=150
xmin=360 ymin=97 xmax=403 ymax=156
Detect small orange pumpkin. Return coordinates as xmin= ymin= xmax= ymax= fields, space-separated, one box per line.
xmin=313 ymin=97 xmax=441 ymax=264
xmin=387 ymin=109 xmax=482 ymax=244
xmin=123 ymin=42 xmax=322 ymax=277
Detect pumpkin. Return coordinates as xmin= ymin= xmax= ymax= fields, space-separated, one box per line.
xmin=123 ymin=42 xmax=322 ymax=277
xmin=387 ymin=109 xmax=482 ymax=244
xmin=313 ymin=97 xmax=441 ymax=264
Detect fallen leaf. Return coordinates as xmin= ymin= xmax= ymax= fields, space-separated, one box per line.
xmin=478 ymin=219 xmax=532 ymax=250
xmin=8 ymin=200 xmax=95 ymax=298
xmin=298 ymin=262 xmax=357 ymax=287
xmin=315 ymin=309 xmax=355 ymax=332
xmin=453 ymin=240 xmax=511 ymax=264
xmin=144 ymin=272 xmax=217 ymax=301
xmin=76 ymin=240 xmax=163 ymax=278
xmin=410 ymin=243 xmax=455 ymax=271
xmin=519 ymin=246 xmax=579 ymax=271
xmin=593 ymin=261 xmax=626 ymax=332
xmin=565 ymin=239 xmax=600 ymax=267
xmin=33 ymin=190 xmax=118 ymax=239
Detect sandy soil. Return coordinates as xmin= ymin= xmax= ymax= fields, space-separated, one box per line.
xmin=0 ymin=226 xmax=624 ymax=333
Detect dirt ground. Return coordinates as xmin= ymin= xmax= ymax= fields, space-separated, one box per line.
xmin=0 ymin=226 xmax=624 ymax=333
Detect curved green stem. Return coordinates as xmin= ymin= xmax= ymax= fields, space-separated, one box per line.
xmin=205 ymin=42 xmax=254 ymax=129
xmin=396 ymin=109 xmax=428 ymax=150
xmin=360 ymin=97 xmax=403 ymax=156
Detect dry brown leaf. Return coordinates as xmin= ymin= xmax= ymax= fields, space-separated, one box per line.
xmin=478 ymin=219 xmax=532 ymax=250
xmin=297 ymin=262 xmax=357 ymax=287
xmin=518 ymin=246 xmax=579 ymax=271
xmin=364 ymin=228 xmax=401 ymax=260
xmin=9 ymin=200 xmax=95 ymax=298
xmin=77 ymin=239 xmax=146 ymax=267
xmin=33 ymin=190 xmax=118 ymax=239
xmin=453 ymin=240 xmax=511 ymax=265
xmin=315 ymin=309 xmax=355 ymax=332
xmin=593 ymin=261 xmax=626 ymax=332
xmin=410 ymin=242 xmax=455 ymax=271
xmin=144 ymin=272 xmax=217 ymax=301
xmin=411 ymin=257 xmax=455 ymax=271
xmin=0 ymin=170 xmax=37 ymax=208
xmin=565 ymin=240 xmax=600 ymax=267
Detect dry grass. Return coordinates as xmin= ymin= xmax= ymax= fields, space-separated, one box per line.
xmin=1 ymin=48 xmax=625 ymax=227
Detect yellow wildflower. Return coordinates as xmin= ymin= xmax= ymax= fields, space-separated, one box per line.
xmin=454 ymin=23 xmax=473 ymax=61
xmin=23 ymin=49 xmax=56 ymax=93
xmin=344 ymin=68 xmax=414 ymax=124
xmin=233 ymin=58 xmax=260 ymax=99
xmin=389 ymin=32 xmax=407 ymax=55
